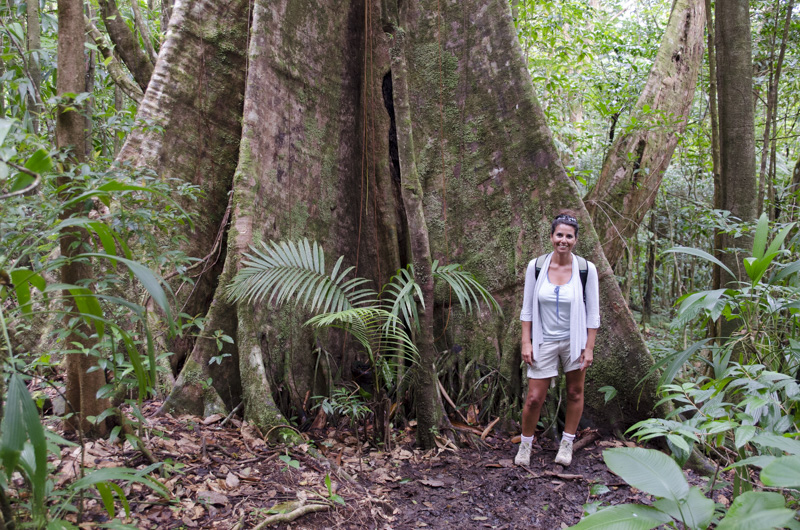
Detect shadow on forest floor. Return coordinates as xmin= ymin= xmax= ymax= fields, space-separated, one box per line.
xmin=47 ymin=402 xmax=730 ymax=529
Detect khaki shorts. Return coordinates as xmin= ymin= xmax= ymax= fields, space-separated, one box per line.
xmin=527 ymin=339 xmax=582 ymax=379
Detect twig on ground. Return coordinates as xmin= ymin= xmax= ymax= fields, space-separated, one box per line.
xmin=251 ymin=502 xmax=330 ymax=529
xmin=220 ymin=402 xmax=243 ymax=427
xmin=481 ymin=417 xmax=500 ymax=440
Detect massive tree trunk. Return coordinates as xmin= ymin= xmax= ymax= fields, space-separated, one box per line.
xmin=118 ymin=0 xmax=251 ymax=414
xmin=584 ymin=0 xmax=705 ymax=269
xmin=715 ymin=0 xmax=756 ymax=283
xmin=121 ymin=0 xmax=662 ymax=437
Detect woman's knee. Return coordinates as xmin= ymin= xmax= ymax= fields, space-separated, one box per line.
xmin=566 ymin=385 xmax=584 ymax=403
xmin=524 ymin=389 xmax=546 ymax=409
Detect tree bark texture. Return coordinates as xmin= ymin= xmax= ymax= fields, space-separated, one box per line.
xmin=26 ymin=0 xmax=41 ymax=133
xmin=715 ymin=0 xmax=756 ymax=283
xmin=97 ymin=0 xmax=154 ymax=91
xmin=125 ymin=0 xmax=662 ymax=434
xmin=584 ymin=0 xmax=705 ymax=268
xmin=386 ymin=0 xmax=448 ymax=448
xmin=57 ymin=0 xmax=111 ymax=437
xmin=84 ymin=16 xmax=144 ymax=103
xmin=119 ymin=0 xmax=251 ymax=413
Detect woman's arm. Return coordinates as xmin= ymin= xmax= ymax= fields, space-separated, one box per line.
xmin=521 ymin=320 xmax=533 ymax=365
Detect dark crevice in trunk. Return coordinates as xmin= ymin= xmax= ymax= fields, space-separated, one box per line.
xmin=383 ymin=70 xmax=410 ymax=268
xmin=632 ymin=139 xmax=646 ymax=185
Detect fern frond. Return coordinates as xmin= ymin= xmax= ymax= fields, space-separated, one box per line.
xmin=226 ymin=239 xmax=377 ymax=313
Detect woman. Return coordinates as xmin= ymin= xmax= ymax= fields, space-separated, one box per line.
xmin=515 ymin=212 xmax=600 ymax=467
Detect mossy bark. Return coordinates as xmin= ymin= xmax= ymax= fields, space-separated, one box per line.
xmin=584 ymin=0 xmax=705 ymax=268
xmin=119 ymin=0 xmax=250 ymax=406
xmin=130 ymin=0 xmax=662 ymax=437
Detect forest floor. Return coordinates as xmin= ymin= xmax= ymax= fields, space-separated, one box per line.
xmin=46 ymin=401 xmax=730 ymax=529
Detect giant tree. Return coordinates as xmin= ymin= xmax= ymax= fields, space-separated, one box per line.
xmin=120 ymin=0 xmax=663 ymax=445
xmin=584 ymin=0 xmax=705 ymax=269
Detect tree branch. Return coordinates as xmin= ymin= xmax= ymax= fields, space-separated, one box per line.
xmin=84 ymin=16 xmax=144 ymax=103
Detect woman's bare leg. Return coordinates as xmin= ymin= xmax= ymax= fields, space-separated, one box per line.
xmin=563 ymin=369 xmax=586 ymax=434
xmin=521 ymin=378 xmax=551 ymax=437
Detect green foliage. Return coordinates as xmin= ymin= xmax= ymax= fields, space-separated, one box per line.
xmin=571 ymin=447 xmax=794 ymax=529
xmin=228 ymin=238 xmax=501 ymax=442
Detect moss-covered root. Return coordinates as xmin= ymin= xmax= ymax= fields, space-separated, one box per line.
xmin=157 ymin=358 xmax=228 ymax=417
xmin=236 ymin=308 xmax=300 ymax=442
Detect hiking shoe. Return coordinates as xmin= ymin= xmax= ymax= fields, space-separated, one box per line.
xmin=554 ymin=438 xmax=573 ymax=466
xmin=514 ymin=442 xmax=532 ymax=466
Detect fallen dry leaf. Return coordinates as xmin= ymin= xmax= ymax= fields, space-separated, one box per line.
xmin=419 ymin=479 xmax=444 ymax=487
xmin=203 ymin=414 xmax=225 ymax=425
xmin=225 ymin=472 xmax=240 ymax=489
xmin=196 ymin=490 xmax=228 ymax=506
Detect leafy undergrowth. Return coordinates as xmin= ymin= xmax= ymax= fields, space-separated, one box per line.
xmin=38 ymin=402 xmax=730 ymax=529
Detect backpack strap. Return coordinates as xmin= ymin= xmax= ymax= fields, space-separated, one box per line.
xmin=535 ymin=253 xmax=589 ymax=302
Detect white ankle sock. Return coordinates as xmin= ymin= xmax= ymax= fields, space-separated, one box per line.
xmin=521 ymin=434 xmax=535 ymax=446
xmin=562 ymin=432 xmax=576 ymax=443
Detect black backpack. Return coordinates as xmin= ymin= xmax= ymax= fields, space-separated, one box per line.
xmin=534 ymin=253 xmax=589 ymax=302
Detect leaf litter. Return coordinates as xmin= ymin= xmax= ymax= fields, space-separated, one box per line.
xmin=47 ymin=401 xmax=730 ymax=529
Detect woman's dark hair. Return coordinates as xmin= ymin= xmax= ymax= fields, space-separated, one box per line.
xmin=551 ymin=210 xmax=579 ymax=237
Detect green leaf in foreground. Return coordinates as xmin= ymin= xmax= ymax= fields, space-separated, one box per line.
xmin=569 ymin=504 xmax=672 ymax=529
xmin=603 ymin=448 xmax=689 ymax=501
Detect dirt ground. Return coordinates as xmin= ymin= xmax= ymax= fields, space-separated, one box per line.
xmin=40 ymin=402 xmax=726 ymax=529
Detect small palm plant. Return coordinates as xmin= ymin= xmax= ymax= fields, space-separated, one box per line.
xmin=225 ymin=238 xmax=501 ymax=439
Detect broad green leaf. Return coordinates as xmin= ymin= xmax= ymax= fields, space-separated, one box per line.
xmin=73 ymin=467 xmax=168 ymax=497
xmin=734 ymin=425 xmax=756 ymax=450
xmin=765 ymin=223 xmax=795 ymax=256
xmin=652 ymin=486 xmax=713 ymax=529
xmin=569 ymin=504 xmax=672 ymax=529
xmin=24 ymin=148 xmax=53 ymax=174
xmin=772 ymin=259 xmax=800 ymax=283
xmin=716 ymin=491 xmax=793 ymax=530
xmin=664 ymin=247 xmax=735 ymax=280
xmin=68 ymin=286 xmax=105 ymax=338
xmin=603 ymin=448 xmax=689 ymax=501
xmin=0 ymin=118 xmax=13 ymax=145
xmin=96 ymin=482 xmax=116 ymax=519
xmin=9 ymin=269 xmax=47 ymax=314
xmin=752 ymin=433 xmax=800 ymax=455
xmin=81 ymin=253 xmax=173 ymax=328
xmin=752 ymin=213 xmax=769 ymax=259
xmin=761 ymin=455 xmax=800 ymax=488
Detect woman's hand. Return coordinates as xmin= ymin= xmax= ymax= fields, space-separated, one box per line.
xmin=580 ymin=347 xmax=594 ymax=370
xmin=522 ymin=341 xmax=533 ymax=365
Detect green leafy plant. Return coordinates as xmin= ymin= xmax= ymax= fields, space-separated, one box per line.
xmin=226 ymin=238 xmax=501 ymax=441
xmin=570 ymin=447 xmax=796 ymax=530
xmin=278 ymin=452 xmax=300 ymax=472
xmin=324 ymin=473 xmax=345 ymax=506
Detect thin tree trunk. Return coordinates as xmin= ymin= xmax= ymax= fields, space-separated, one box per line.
xmin=97 ymin=0 xmax=154 ymax=91
xmin=706 ymin=0 xmax=722 ymax=292
xmin=58 ymin=0 xmax=110 ymax=438
xmin=716 ymin=0 xmax=757 ymax=285
xmin=768 ymin=0 xmax=793 ymax=221
xmin=26 ymin=0 xmax=41 ymax=133
xmin=84 ymin=16 xmax=144 ymax=103
xmin=129 ymin=0 xmax=157 ymax=63
xmin=584 ymin=0 xmax=705 ymax=268
xmin=161 ymin=0 xmax=174 ymax=34
xmin=642 ymin=211 xmax=656 ymax=326
xmin=84 ymin=3 xmax=96 ymax=157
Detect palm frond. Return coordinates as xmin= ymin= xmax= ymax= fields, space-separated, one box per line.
xmin=380 ymin=265 xmax=422 ymax=332
xmin=226 ymin=239 xmax=377 ymax=312
xmin=433 ymin=261 xmax=503 ymax=316
xmin=306 ymin=307 xmax=419 ymax=366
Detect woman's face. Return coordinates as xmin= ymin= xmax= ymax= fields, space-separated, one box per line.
xmin=550 ymin=223 xmax=577 ymax=255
